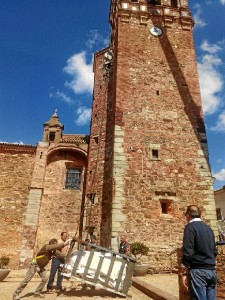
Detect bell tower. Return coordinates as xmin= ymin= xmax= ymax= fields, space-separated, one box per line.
xmin=85 ymin=0 xmax=217 ymax=266
xmin=42 ymin=110 xmax=64 ymax=143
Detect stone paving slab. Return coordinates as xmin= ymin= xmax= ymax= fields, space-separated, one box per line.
xmin=1 ymin=270 xmax=154 ymax=300
xmin=133 ymin=273 xmax=179 ymax=299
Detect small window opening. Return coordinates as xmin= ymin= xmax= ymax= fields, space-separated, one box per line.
xmin=216 ymin=208 xmax=222 ymax=220
xmin=156 ymin=90 xmax=159 ymax=95
xmin=161 ymin=202 xmax=167 ymax=214
xmin=160 ymin=200 xmax=172 ymax=214
xmin=152 ymin=149 xmax=159 ymax=159
xmin=93 ymin=135 xmax=99 ymax=144
xmin=65 ymin=168 xmax=81 ymax=190
xmin=171 ymin=0 xmax=178 ymax=7
xmin=148 ymin=0 xmax=161 ymax=5
xmin=49 ymin=132 xmax=55 ymax=142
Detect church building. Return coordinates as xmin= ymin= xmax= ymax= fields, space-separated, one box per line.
xmin=0 ymin=0 xmax=218 ymax=271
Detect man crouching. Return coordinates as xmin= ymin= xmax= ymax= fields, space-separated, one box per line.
xmin=13 ymin=238 xmax=71 ymax=299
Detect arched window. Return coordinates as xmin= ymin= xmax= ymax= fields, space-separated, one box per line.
xmin=49 ymin=132 xmax=55 ymax=142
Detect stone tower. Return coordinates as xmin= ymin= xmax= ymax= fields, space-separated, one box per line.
xmin=42 ymin=110 xmax=64 ymax=143
xmin=85 ymin=0 xmax=217 ymax=267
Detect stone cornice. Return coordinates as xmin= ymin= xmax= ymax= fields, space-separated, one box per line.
xmin=0 ymin=143 xmax=36 ymax=154
xmin=111 ymin=1 xmax=194 ymax=29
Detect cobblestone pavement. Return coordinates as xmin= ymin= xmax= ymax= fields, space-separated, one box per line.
xmin=1 ymin=271 xmax=154 ymax=300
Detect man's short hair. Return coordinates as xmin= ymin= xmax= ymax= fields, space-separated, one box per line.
xmin=185 ymin=205 xmax=201 ymax=218
xmin=49 ymin=238 xmax=58 ymax=245
xmin=61 ymin=231 xmax=67 ymax=237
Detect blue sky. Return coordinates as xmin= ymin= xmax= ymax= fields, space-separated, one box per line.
xmin=0 ymin=0 xmax=224 ymax=189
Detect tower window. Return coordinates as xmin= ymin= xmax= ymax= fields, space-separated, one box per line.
xmin=148 ymin=0 xmax=161 ymax=5
xmin=160 ymin=200 xmax=172 ymax=214
xmin=152 ymin=149 xmax=159 ymax=159
xmin=49 ymin=132 xmax=55 ymax=141
xmin=65 ymin=168 xmax=81 ymax=190
xmin=171 ymin=0 xmax=178 ymax=7
xmin=149 ymin=143 xmax=161 ymax=160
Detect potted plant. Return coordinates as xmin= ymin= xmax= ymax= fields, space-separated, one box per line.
xmin=130 ymin=242 xmax=150 ymax=276
xmin=0 ymin=256 xmax=11 ymax=281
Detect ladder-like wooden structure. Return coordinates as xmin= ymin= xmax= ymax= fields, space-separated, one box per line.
xmin=61 ymin=238 xmax=136 ymax=297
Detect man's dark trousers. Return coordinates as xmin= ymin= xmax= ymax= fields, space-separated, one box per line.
xmin=47 ymin=257 xmax=63 ymax=290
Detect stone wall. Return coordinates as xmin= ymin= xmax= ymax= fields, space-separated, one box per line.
xmin=217 ymin=247 xmax=225 ymax=299
xmin=0 ymin=138 xmax=88 ymax=268
xmin=0 ymin=144 xmax=36 ymax=268
xmin=86 ymin=1 xmax=217 ymax=267
xmin=35 ymin=147 xmax=87 ymax=249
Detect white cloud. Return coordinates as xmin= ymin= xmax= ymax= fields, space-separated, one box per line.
xmin=75 ymin=106 xmax=92 ymax=126
xmin=213 ymin=169 xmax=225 ymax=182
xmin=64 ymin=51 xmax=94 ymax=94
xmin=220 ymin=0 xmax=225 ymax=5
xmin=198 ymin=40 xmax=224 ymax=115
xmin=49 ymin=88 xmax=73 ymax=105
xmin=212 ymin=111 xmax=225 ymax=132
xmin=193 ymin=4 xmax=207 ymax=28
xmin=85 ymin=30 xmax=109 ymax=50
xmin=200 ymin=40 xmax=223 ymax=54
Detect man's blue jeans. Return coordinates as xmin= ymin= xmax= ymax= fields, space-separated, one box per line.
xmin=47 ymin=257 xmax=63 ymax=290
xmin=189 ymin=269 xmax=217 ymax=300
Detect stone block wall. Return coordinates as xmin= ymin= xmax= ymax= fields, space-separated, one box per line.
xmin=217 ymin=247 xmax=225 ymax=299
xmin=0 ymin=144 xmax=36 ymax=268
xmin=36 ymin=147 xmax=87 ymax=248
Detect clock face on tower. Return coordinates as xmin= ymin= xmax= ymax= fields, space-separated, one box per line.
xmin=150 ymin=26 xmax=163 ymax=36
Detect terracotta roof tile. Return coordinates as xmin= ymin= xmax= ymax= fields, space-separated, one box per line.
xmin=60 ymin=134 xmax=89 ymax=144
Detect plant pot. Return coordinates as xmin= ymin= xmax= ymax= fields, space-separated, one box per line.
xmin=0 ymin=269 xmax=11 ymax=281
xmin=133 ymin=263 xmax=149 ymax=277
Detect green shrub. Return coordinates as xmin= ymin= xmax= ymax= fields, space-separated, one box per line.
xmin=0 ymin=256 xmax=10 ymax=268
xmin=130 ymin=242 xmax=149 ymax=259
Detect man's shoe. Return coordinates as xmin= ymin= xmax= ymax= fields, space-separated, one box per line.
xmin=33 ymin=294 xmax=45 ymax=298
xmin=56 ymin=287 xmax=66 ymax=292
xmin=12 ymin=295 xmax=20 ymax=300
xmin=46 ymin=286 xmax=54 ymax=292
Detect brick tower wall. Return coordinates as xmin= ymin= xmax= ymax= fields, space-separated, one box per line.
xmin=0 ymin=144 xmax=36 ymax=268
xmin=85 ymin=50 xmax=115 ymax=247
xmin=87 ymin=1 xmax=217 ymax=269
xmin=110 ymin=4 xmax=217 ymax=268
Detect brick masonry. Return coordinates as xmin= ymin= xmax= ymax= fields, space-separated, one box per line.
xmin=0 ymin=3 xmax=222 ymax=297
xmin=85 ymin=0 xmax=218 ymax=271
